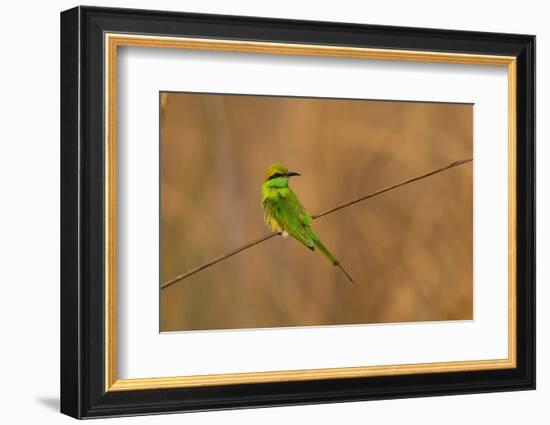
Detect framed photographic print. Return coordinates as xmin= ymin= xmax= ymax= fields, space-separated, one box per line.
xmin=60 ymin=6 xmax=535 ymax=419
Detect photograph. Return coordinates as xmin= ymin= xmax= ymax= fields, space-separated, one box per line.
xmin=159 ymin=92 xmax=473 ymax=332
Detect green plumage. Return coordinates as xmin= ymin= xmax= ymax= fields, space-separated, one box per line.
xmin=262 ymin=164 xmax=354 ymax=283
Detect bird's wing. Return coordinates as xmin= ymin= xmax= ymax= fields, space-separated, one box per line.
xmin=264 ymin=188 xmax=316 ymax=249
xmin=284 ymin=190 xmax=342 ymax=269
xmin=284 ymin=188 xmax=313 ymax=227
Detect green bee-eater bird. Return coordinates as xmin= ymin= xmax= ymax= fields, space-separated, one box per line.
xmin=262 ymin=164 xmax=355 ymax=284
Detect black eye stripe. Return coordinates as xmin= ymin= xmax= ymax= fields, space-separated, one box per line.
xmin=268 ymin=172 xmax=284 ymax=181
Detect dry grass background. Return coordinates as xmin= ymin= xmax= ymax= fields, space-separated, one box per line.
xmin=160 ymin=92 xmax=473 ymax=332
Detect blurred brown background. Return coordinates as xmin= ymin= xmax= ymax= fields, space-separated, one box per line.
xmin=160 ymin=92 xmax=473 ymax=332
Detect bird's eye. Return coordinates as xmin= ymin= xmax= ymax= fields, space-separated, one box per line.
xmin=268 ymin=173 xmax=282 ymax=181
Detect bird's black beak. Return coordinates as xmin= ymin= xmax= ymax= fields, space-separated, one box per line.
xmin=286 ymin=171 xmax=301 ymax=177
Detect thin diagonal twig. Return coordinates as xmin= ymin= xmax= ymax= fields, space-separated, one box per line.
xmin=161 ymin=158 xmax=472 ymax=290
xmin=311 ymin=158 xmax=473 ymax=219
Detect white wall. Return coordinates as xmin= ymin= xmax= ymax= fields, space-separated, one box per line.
xmin=0 ymin=1 xmax=545 ymax=424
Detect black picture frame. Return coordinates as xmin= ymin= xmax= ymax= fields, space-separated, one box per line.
xmin=60 ymin=5 xmax=535 ymax=419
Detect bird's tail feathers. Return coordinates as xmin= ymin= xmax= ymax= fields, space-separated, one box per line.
xmin=313 ymin=239 xmax=339 ymax=265
xmin=313 ymin=239 xmax=355 ymax=284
